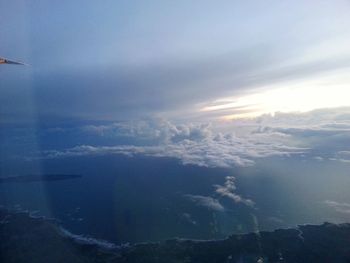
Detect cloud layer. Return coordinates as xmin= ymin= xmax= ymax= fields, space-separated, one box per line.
xmin=1 ymin=1 xmax=350 ymax=123
xmin=40 ymin=119 xmax=305 ymax=168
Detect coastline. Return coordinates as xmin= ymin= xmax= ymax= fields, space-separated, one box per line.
xmin=2 ymin=208 xmax=350 ymax=262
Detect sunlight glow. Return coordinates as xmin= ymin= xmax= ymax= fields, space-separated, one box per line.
xmin=201 ymin=74 xmax=350 ymax=120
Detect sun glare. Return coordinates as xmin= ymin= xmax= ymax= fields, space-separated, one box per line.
xmin=201 ymin=74 xmax=350 ymax=120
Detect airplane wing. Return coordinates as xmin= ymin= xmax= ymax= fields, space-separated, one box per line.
xmin=0 ymin=57 xmax=27 ymax=65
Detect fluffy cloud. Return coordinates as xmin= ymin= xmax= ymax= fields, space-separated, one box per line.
xmin=181 ymin=213 xmax=197 ymax=225
xmin=27 ymin=107 xmax=350 ymax=168
xmin=324 ymin=200 xmax=350 ymax=214
xmin=41 ymin=119 xmax=304 ymax=168
xmin=214 ymin=176 xmax=254 ymax=207
xmin=251 ymin=107 xmax=350 ymax=132
xmin=184 ymin=195 xmax=225 ymax=212
xmin=82 ymin=119 xmax=212 ymax=144
xmin=332 ymin=151 xmax=350 ymax=163
xmin=236 ymin=107 xmax=350 ymax=162
xmin=185 ymin=176 xmax=255 ymax=211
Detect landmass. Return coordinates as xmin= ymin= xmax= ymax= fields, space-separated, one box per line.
xmin=0 ymin=174 xmax=82 ymax=184
xmin=1 ymin=209 xmax=350 ymax=263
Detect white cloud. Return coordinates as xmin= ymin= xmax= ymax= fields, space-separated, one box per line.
xmin=332 ymin=158 xmax=350 ymax=164
xmin=41 ymin=120 xmax=305 ymax=168
xmin=214 ymin=176 xmax=254 ymax=207
xmin=184 ymin=195 xmax=224 ymax=212
xmin=82 ymin=119 xmax=212 ymax=144
xmin=181 ymin=213 xmax=197 ymax=225
xmin=250 ymin=107 xmax=350 ymax=132
xmin=333 ymin=151 xmax=350 ymax=163
xmin=324 ymin=200 xmax=350 ymax=214
xmin=36 ymin=107 xmax=350 ymax=168
xmin=338 ymin=151 xmax=350 ymax=156
xmin=59 ymin=227 xmax=117 ymax=250
xmin=230 ymin=107 xmax=350 ymax=161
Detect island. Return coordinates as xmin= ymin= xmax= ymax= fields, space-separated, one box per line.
xmin=1 ymin=209 xmax=350 ymax=263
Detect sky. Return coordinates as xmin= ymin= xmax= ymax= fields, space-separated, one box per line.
xmin=1 ymin=0 xmax=350 ymax=124
xmin=1 ymin=2 xmax=350 ymax=239
xmin=1 ymin=0 xmax=350 ymax=170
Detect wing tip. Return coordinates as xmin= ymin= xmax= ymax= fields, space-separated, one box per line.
xmin=0 ymin=57 xmax=29 ymax=66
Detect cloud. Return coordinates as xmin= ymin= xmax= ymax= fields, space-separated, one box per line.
xmin=251 ymin=107 xmax=350 ymax=132
xmin=59 ymin=227 xmax=117 ymax=250
xmin=234 ymin=107 xmax=350 ymax=162
xmin=186 ymin=176 xmax=255 ymax=211
xmin=82 ymin=119 xmax=212 ymax=144
xmin=181 ymin=213 xmax=197 ymax=225
xmin=330 ymin=158 xmax=350 ymax=164
xmin=184 ymin=195 xmax=224 ymax=212
xmin=2 ymin=1 xmax=350 ymax=124
xmin=13 ymin=107 xmax=349 ymax=169
xmin=333 ymin=151 xmax=350 ymax=163
xmin=39 ymin=119 xmax=305 ymax=168
xmin=324 ymin=200 xmax=350 ymax=214
xmin=338 ymin=151 xmax=350 ymax=156
xmin=214 ymin=176 xmax=254 ymax=207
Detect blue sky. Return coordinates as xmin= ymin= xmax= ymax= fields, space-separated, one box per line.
xmin=1 ymin=0 xmax=350 ymax=172
xmin=1 ymin=0 xmax=350 ymax=124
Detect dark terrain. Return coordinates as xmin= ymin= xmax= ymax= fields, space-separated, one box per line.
xmin=1 ymin=209 xmax=350 ymax=263
xmin=0 ymin=174 xmax=82 ymax=184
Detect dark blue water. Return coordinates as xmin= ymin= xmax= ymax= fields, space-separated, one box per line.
xmin=1 ymin=154 xmax=350 ymax=244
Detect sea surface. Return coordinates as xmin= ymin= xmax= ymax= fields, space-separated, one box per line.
xmin=1 ymin=154 xmax=350 ymax=244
